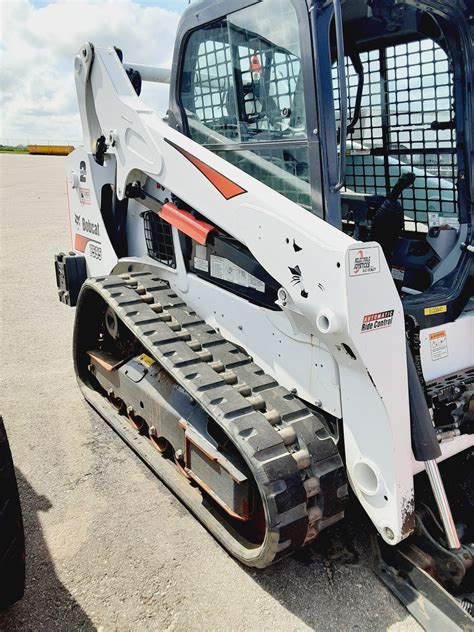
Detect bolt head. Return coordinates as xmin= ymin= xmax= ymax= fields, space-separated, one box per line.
xmin=384 ymin=527 xmax=395 ymax=540
xmin=278 ymin=288 xmax=288 ymax=304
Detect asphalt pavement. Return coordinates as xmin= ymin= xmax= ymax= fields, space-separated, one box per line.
xmin=0 ymin=154 xmax=420 ymax=631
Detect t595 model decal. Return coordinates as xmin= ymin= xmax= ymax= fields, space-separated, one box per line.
xmin=74 ymin=234 xmax=102 ymax=261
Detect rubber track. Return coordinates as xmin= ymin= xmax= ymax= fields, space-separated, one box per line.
xmin=75 ymin=272 xmax=347 ymax=567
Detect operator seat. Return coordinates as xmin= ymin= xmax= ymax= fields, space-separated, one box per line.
xmin=402 ymin=250 xmax=473 ymax=329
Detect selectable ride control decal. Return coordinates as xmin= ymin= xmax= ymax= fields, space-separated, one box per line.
xmin=165 ymin=139 xmax=247 ymax=200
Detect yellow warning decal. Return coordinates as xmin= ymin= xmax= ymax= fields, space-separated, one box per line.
xmin=137 ymin=353 xmax=155 ymax=367
xmin=429 ymin=330 xmax=446 ymax=341
xmin=424 ymin=305 xmax=447 ymax=316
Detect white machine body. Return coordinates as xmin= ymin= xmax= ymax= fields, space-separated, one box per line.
xmin=65 ymin=43 xmax=473 ymax=547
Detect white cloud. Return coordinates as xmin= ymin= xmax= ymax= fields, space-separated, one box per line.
xmin=0 ymin=0 xmax=182 ymax=143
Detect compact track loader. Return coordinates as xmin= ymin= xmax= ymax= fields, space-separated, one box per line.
xmin=55 ymin=0 xmax=473 ymax=627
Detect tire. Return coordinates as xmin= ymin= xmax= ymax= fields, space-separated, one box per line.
xmin=0 ymin=415 xmax=25 ymax=610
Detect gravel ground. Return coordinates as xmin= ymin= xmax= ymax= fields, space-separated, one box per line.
xmin=0 ymin=154 xmax=420 ymax=631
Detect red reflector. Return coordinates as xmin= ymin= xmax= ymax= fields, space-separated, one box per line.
xmin=250 ymin=54 xmax=262 ymax=74
xmin=159 ymin=202 xmax=215 ymax=245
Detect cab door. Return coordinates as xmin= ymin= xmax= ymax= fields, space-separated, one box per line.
xmin=169 ymin=0 xmax=325 ymax=219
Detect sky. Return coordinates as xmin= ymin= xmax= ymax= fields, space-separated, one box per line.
xmin=0 ymin=0 xmax=190 ymax=144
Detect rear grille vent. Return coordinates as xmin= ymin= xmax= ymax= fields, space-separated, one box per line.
xmin=143 ymin=211 xmax=176 ymax=268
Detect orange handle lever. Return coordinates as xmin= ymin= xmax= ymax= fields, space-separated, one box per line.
xmin=158 ymin=202 xmax=215 ymax=245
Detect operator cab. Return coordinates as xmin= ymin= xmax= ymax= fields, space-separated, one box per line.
xmin=334 ymin=2 xmax=466 ymax=298
xmin=169 ymin=0 xmax=472 ymax=319
xmin=329 ymin=1 xmax=473 ymax=328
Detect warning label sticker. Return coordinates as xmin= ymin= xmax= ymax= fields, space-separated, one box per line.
xmin=361 ymin=310 xmax=394 ymax=333
xmin=391 ymin=266 xmax=405 ymax=282
xmin=210 ymin=256 xmax=224 ymax=280
xmin=248 ymin=275 xmax=265 ymax=293
xmin=193 ymin=257 xmax=209 ymax=272
xmin=137 ymin=353 xmax=155 ymax=367
xmin=210 ymin=255 xmax=265 ymax=293
xmin=428 ymin=212 xmax=440 ymax=228
xmin=195 ymin=244 xmax=207 ymax=260
xmin=79 ymin=187 xmax=91 ymax=205
xmin=429 ymin=330 xmax=448 ymax=361
xmin=349 ymin=247 xmax=380 ymax=277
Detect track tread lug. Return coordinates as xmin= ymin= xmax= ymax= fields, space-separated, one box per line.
xmin=76 ymin=274 xmax=347 ymax=567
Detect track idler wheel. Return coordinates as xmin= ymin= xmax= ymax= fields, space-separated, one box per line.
xmin=105 ymin=305 xmax=119 ymax=339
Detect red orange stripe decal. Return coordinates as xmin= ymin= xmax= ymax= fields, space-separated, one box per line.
xmin=165 ymin=138 xmax=247 ymax=200
xmin=75 ymin=234 xmax=100 ymax=252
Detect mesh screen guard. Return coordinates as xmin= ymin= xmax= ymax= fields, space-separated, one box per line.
xmin=333 ymin=38 xmax=458 ymax=234
xmin=144 ymin=212 xmax=176 ymax=268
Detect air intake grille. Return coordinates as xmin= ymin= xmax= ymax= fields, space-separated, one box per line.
xmin=143 ymin=211 xmax=176 ymax=268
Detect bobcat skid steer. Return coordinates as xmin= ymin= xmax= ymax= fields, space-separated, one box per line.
xmin=54 ymin=0 xmax=473 ymax=627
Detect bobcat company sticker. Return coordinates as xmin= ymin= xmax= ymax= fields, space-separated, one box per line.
xmin=429 ymin=330 xmax=448 ymax=361
xmin=349 ymin=247 xmax=380 ymax=276
xmin=361 ymin=310 xmax=394 ymax=333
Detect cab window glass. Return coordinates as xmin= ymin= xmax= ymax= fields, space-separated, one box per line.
xmin=181 ymin=0 xmax=306 ymax=145
xmin=181 ymin=21 xmax=236 ymax=141
xmin=179 ymin=0 xmax=312 ymax=210
xmin=227 ymin=0 xmax=306 ymax=143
